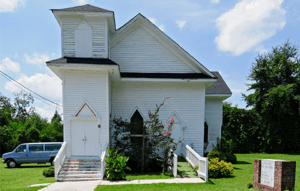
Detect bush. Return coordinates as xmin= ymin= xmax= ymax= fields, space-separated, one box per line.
xmin=43 ymin=166 xmax=54 ymax=177
xmin=225 ymin=152 xmax=237 ymax=164
xmin=207 ymin=147 xmax=226 ymax=161
xmin=105 ymin=148 xmax=131 ymax=180
xmin=208 ymin=158 xmax=234 ymax=178
xmin=247 ymin=182 xmax=253 ymax=188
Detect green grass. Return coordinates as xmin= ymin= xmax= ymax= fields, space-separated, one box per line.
xmin=95 ymin=154 xmax=300 ymax=191
xmin=0 ymin=158 xmax=55 ymax=191
xmin=177 ymin=156 xmax=197 ymax=178
xmin=126 ymin=172 xmax=174 ymax=180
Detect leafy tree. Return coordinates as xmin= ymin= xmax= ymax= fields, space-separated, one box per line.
xmin=243 ymin=40 xmax=300 ymax=153
xmin=222 ymin=102 xmax=261 ymax=153
xmin=0 ymin=91 xmax=63 ymax=155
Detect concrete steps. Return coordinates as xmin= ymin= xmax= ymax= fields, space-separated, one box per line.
xmin=57 ymin=158 xmax=102 ymax=182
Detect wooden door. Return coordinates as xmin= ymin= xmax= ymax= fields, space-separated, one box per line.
xmin=84 ymin=121 xmax=99 ymax=156
xmin=71 ymin=121 xmax=85 ymax=156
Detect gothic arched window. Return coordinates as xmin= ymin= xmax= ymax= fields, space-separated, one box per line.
xmin=204 ymin=122 xmax=209 ymax=144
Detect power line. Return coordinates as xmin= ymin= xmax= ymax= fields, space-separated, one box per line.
xmin=0 ymin=70 xmax=62 ymax=108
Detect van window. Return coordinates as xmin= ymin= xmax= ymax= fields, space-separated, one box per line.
xmin=16 ymin=145 xmax=26 ymax=153
xmin=45 ymin=144 xmax=61 ymax=151
xmin=29 ymin=144 xmax=43 ymax=152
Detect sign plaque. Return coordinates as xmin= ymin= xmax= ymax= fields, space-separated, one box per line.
xmin=261 ymin=159 xmax=275 ymax=187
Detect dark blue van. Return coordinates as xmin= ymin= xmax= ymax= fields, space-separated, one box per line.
xmin=2 ymin=142 xmax=62 ymax=168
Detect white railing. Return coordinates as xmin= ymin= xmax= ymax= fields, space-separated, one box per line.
xmin=100 ymin=142 xmax=109 ymax=179
xmin=172 ymin=154 xmax=178 ymax=177
xmin=181 ymin=143 xmax=208 ymax=182
xmin=54 ymin=142 xmax=67 ymax=181
xmin=168 ymin=150 xmax=178 ymax=177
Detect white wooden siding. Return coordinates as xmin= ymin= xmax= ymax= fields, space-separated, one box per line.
xmin=61 ymin=18 xmax=108 ymax=58
xmin=111 ymin=81 xmax=206 ymax=156
xmin=205 ymin=100 xmax=223 ymax=151
xmin=110 ymin=26 xmax=195 ymax=73
xmin=62 ymin=70 xmax=109 ymax=157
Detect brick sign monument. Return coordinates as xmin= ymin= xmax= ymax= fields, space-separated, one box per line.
xmin=253 ymin=159 xmax=296 ymax=191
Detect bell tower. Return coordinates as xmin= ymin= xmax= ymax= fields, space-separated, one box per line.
xmin=51 ymin=4 xmax=115 ymax=58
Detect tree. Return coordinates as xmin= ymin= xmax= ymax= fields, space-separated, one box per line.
xmin=243 ymin=40 xmax=300 ymax=153
xmin=222 ymin=102 xmax=261 ymax=153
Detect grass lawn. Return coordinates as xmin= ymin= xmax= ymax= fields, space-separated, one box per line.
xmin=0 ymin=158 xmax=55 ymax=191
xmin=95 ymin=154 xmax=300 ymax=191
xmin=177 ymin=156 xmax=197 ymax=178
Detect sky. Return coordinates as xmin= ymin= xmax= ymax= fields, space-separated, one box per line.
xmin=0 ymin=0 xmax=299 ymax=121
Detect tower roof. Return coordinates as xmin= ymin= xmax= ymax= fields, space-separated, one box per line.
xmin=50 ymin=4 xmax=113 ymax=12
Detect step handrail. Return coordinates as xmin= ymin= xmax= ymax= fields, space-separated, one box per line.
xmin=181 ymin=142 xmax=208 ymax=182
xmin=100 ymin=142 xmax=109 ymax=179
xmin=53 ymin=142 xmax=67 ymax=181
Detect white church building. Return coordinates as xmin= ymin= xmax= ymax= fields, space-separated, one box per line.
xmin=47 ymin=4 xmax=231 ymax=181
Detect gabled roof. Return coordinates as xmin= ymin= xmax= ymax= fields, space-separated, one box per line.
xmin=206 ymin=72 xmax=232 ymax=94
xmin=46 ymin=57 xmax=119 ymax=65
xmin=111 ymin=13 xmax=216 ymax=78
xmin=50 ymin=4 xmax=112 ymax=12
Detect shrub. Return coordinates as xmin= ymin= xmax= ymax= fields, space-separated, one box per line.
xmin=43 ymin=166 xmax=54 ymax=177
xmin=247 ymin=182 xmax=253 ymax=188
xmin=208 ymin=158 xmax=234 ymax=178
xmin=207 ymin=147 xmax=226 ymax=161
xmin=105 ymin=148 xmax=131 ymax=180
xmin=225 ymin=152 xmax=237 ymax=164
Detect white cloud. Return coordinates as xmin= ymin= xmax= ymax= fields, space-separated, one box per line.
xmin=159 ymin=25 xmax=165 ymax=31
xmin=0 ymin=57 xmax=20 ymax=72
xmin=5 ymin=73 xmax=62 ymax=100
xmin=148 ymin=18 xmax=156 ymax=25
xmin=34 ymin=106 xmax=56 ymax=121
xmin=148 ymin=18 xmax=165 ymax=31
xmin=24 ymin=53 xmax=50 ymax=65
xmin=0 ymin=0 xmax=24 ymax=12
xmin=72 ymin=0 xmax=92 ymax=5
xmin=211 ymin=0 xmax=220 ymax=4
xmin=215 ymin=0 xmax=286 ymax=55
xmin=176 ymin=21 xmax=187 ymax=30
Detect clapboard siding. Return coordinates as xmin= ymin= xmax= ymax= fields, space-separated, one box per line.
xmin=111 ymin=81 xmax=206 ymax=156
xmin=205 ymin=100 xmax=223 ymax=151
xmin=110 ymin=26 xmax=195 ymax=73
xmin=61 ymin=18 xmax=108 ymax=58
xmin=62 ymin=70 xmax=109 ymax=157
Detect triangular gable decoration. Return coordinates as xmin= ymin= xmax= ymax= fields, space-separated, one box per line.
xmin=75 ymin=102 xmax=97 ymax=117
xmin=167 ymin=111 xmax=183 ymax=124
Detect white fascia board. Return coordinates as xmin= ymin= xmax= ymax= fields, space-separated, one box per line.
xmin=47 ymin=63 xmax=120 ymax=79
xmin=52 ymin=11 xmax=115 ymax=32
xmin=121 ymin=78 xmax=217 ymax=83
xmin=205 ymin=94 xmax=232 ymax=101
xmin=205 ymin=94 xmax=232 ymax=97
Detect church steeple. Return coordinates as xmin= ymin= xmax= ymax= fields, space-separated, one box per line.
xmin=51 ymin=4 xmax=115 ymax=58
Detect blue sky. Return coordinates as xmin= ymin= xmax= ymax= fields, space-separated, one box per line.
xmin=0 ymin=0 xmax=299 ymax=121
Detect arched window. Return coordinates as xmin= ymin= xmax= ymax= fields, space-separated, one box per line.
xmin=130 ymin=110 xmax=143 ymax=124
xmin=204 ymin=122 xmax=209 ymax=144
xmin=130 ymin=110 xmax=144 ymax=145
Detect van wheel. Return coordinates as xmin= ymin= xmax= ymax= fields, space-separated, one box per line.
xmin=7 ymin=160 xmax=17 ymax=168
xmin=50 ymin=158 xmax=54 ymax=166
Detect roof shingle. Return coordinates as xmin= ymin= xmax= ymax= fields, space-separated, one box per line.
xmin=206 ymin=71 xmax=232 ymax=94
xmin=51 ymin=4 xmax=112 ymax=12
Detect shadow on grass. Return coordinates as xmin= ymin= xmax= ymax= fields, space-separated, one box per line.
xmin=4 ymin=165 xmax=51 ymax=169
xmin=236 ymin=161 xmax=252 ymax=165
xmin=234 ymin=167 xmax=242 ymax=170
